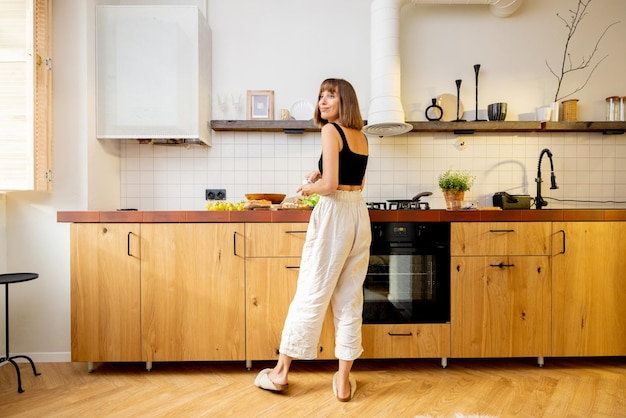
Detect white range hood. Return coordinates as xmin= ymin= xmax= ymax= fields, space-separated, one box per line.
xmin=96 ymin=6 xmax=212 ymax=145
xmin=363 ymin=0 xmax=523 ymax=137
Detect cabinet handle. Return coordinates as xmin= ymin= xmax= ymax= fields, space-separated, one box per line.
xmin=490 ymin=262 xmax=515 ymax=268
xmin=285 ymin=266 xmax=300 ymax=269
xmin=127 ymin=232 xmax=134 ymax=257
xmin=489 ymin=229 xmax=515 ymax=233
xmin=233 ymin=232 xmax=240 ymax=257
xmin=285 ymin=230 xmax=307 ymax=234
xmin=558 ymin=229 xmax=566 ymax=254
xmin=388 ymin=332 xmax=413 ymax=337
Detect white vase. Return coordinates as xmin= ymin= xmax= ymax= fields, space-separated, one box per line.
xmin=550 ymin=101 xmax=560 ymax=121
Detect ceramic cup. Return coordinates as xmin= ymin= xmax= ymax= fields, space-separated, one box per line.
xmin=487 ymin=102 xmax=507 ymax=121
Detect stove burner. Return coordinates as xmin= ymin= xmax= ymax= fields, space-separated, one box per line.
xmin=367 ymin=202 xmax=387 ymax=210
xmin=367 ymin=200 xmax=430 ymax=210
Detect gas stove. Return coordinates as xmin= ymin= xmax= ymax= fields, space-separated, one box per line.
xmin=367 ymin=200 xmax=430 ymax=210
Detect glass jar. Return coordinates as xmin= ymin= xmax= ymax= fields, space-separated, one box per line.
xmin=620 ymin=97 xmax=626 ymax=122
xmin=606 ymin=96 xmax=619 ymax=121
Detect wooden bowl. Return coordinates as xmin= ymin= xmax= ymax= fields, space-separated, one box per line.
xmin=245 ymin=193 xmax=286 ymax=204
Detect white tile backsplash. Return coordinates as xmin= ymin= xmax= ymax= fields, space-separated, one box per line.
xmin=120 ymin=131 xmax=626 ymax=211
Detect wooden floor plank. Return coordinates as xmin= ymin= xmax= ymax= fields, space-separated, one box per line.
xmin=1 ymin=358 xmax=625 ymax=417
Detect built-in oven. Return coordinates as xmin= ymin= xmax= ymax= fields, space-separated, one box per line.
xmin=363 ymin=222 xmax=450 ymax=324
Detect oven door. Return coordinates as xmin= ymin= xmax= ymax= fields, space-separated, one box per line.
xmin=363 ymin=246 xmax=450 ymax=324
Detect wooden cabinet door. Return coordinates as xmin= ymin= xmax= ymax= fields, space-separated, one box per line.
xmin=141 ymin=223 xmax=245 ymax=361
xmin=246 ymin=257 xmax=335 ymax=360
xmin=552 ymin=222 xmax=626 ymax=356
xmin=70 ymin=223 xmax=141 ymax=362
xmin=451 ymin=255 xmax=550 ymax=358
xmin=451 ymin=222 xmax=551 ymax=256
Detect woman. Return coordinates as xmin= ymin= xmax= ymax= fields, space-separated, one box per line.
xmin=254 ymin=78 xmax=371 ymax=402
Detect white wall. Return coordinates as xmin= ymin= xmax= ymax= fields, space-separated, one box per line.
xmin=2 ymin=0 xmax=626 ymax=362
xmin=121 ymin=0 xmax=626 ymax=211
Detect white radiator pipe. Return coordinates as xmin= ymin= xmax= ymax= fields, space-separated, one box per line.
xmin=363 ymin=0 xmax=523 ymax=137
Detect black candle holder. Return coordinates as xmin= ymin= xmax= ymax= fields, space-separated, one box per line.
xmin=474 ymin=64 xmax=486 ymax=121
xmin=453 ymin=79 xmax=465 ymax=122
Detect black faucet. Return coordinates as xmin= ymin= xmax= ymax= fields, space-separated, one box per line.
xmin=535 ymin=148 xmax=558 ymax=209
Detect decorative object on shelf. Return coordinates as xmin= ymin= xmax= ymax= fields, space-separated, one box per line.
xmin=437 ymin=93 xmax=463 ymax=122
xmin=279 ymin=109 xmax=291 ymax=120
xmin=605 ymin=96 xmax=625 ymax=121
xmin=473 ymin=64 xmax=486 ymax=121
xmin=232 ymin=94 xmax=243 ymax=119
xmin=550 ymin=102 xmax=560 ymax=122
xmin=562 ymin=99 xmax=579 ymax=121
xmin=546 ymin=0 xmax=619 ymax=103
xmin=438 ymin=169 xmax=475 ymax=210
xmin=453 ymin=79 xmax=465 ymax=122
xmin=217 ymin=94 xmax=230 ymax=119
xmin=487 ymin=102 xmax=507 ymax=121
xmin=425 ymin=98 xmax=443 ymax=121
xmin=247 ymin=90 xmax=274 ymax=120
xmin=290 ymin=100 xmax=315 ymax=120
xmin=536 ymin=106 xmax=553 ymax=122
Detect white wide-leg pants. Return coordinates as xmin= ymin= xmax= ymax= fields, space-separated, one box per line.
xmin=279 ymin=190 xmax=372 ymax=361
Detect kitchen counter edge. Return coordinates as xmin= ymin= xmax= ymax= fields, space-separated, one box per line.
xmin=57 ymin=209 xmax=626 ymax=223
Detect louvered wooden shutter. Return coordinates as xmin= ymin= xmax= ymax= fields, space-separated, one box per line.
xmin=0 ymin=0 xmax=52 ymax=191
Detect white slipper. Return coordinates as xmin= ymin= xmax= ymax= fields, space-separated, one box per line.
xmin=333 ymin=372 xmax=356 ymax=402
xmin=254 ymin=368 xmax=288 ymax=392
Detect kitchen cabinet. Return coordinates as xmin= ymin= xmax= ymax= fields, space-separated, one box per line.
xmin=141 ymin=224 xmax=245 ymax=363
xmin=70 ymin=222 xmax=244 ymax=368
xmin=0 ymin=0 xmax=52 ymax=191
xmin=451 ymin=222 xmax=551 ymax=362
xmin=551 ymin=222 xmax=626 ymax=356
xmin=244 ymin=223 xmax=335 ymax=365
xmin=70 ymin=223 xmax=141 ymax=363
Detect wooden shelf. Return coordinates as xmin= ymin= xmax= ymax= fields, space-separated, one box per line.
xmin=210 ymin=120 xmax=318 ymax=133
xmin=209 ymin=120 xmax=626 ymax=135
xmin=407 ymin=121 xmax=541 ymax=134
xmin=542 ymin=121 xmax=626 ymax=134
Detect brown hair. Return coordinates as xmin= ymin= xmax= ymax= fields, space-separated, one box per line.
xmin=313 ymin=78 xmax=363 ymax=130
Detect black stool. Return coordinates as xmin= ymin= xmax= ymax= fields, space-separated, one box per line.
xmin=0 ymin=273 xmax=41 ymax=393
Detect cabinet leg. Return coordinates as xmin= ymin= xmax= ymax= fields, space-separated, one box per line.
xmin=146 ymin=361 xmax=152 ymax=371
xmin=246 ymin=359 xmax=252 ymax=370
xmin=87 ymin=362 xmax=94 ymax=373
xmin=441 ymin=358 xmax=448 ymax=368
xmin=537 ymin=356 xmax=544 ymax=368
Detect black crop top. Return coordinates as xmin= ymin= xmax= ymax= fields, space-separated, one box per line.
xmin=318 ymin=123 xmax=368 ymax=186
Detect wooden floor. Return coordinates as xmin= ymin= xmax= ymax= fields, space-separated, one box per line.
xmin=1 ymin=357 xmax=625 ymax=417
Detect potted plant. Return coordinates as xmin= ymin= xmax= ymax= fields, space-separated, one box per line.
xmin=438 ymin=169 xmax=475 ymax=210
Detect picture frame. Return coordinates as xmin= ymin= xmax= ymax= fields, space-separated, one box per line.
xmin=247 ymin=90 xmax=274 ymax=120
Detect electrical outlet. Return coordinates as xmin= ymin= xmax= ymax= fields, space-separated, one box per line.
xmin=205 ymin=189 xmax=226 ymax=200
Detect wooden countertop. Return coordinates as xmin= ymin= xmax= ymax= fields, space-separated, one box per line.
xmin=57 ymin=209 xmax=626 ymax=223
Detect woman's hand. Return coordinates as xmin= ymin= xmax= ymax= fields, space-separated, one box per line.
xmin=297 ymin=170 xmax=322 ymax=196
xmin=305 ymin=170 xmax=322 ymax=183
xmin=297 ymin=181 xmax=316 ymax=196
